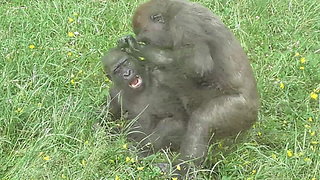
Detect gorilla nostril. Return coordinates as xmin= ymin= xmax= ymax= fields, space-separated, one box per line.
xmin=123 ymin=69 xmax=132 ymax=78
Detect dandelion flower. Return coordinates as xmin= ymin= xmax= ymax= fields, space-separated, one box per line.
xmin=300 ymin=57 xmax=306 ymax=63
xmin=70 ymin=79 xmax=76 ymax=85
xmin=308 ymin=117 xmax=313 ymax=122
xmin=257 ymin=132 xmax=262 ymax=136
xmin=172 ymin=178 xmax=178 ymax=180
xmin=311 ymin=178 xmax=316 ymax=180
xmin=304 ymin=157 xmax=311 ymax=162
xmin=287 ymin=150 xmax=293 ymax=157
xmin=137 ymin=167 xmax=144 ymax=170
xmin=138 ymin=56 xmax=145 ymax=61
xmin=310 ymin=131 xmax=315 ymax=136
xmin=29 ymin=44 xmax=35 ymax=49
xmin=304 ymin=124 xmax=311 ymax=129
xmin=310 ymin=92 xmax=318 ymax=100
xmin=43 ymin=155 xmax=51 ymax=161
xmin=279 ymin=82 xmax=285 ymax=89
xmin=126 ymin=157 xmax=135 ymax=163
xmin=15 ymin=107 xmax=24 ymax=113
xmin=68 ymin=17 xmax=74 ymax=23
xmin=298 ymin=152 xmax=304 ymax=157
xmin=271 ymin=153 xmax=277 ymax=159
xmin=81 ymin=159 xmax=87 ymax=166
xmin=122 ymin=144 xmax=128 ymax=149
xmin=115 ymin=175 xmax=120 ymax=180
xmin=299 ymin=66 xmax=305 ymax=70
xmin=251 ymin=170 xmax=257 ymax=175
xmin=176 ymin=165 xmax=181 ymax=171
xmin=68 ymin=32 xmax=75 ymax=37
xmin=67 ymin=52 xmax=72 ymax=56
xmin=294 ymin=52 xmax=300 ymax=57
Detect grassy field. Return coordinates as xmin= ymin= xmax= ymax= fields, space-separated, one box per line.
xmin=0 ymin=0 xmax=319 ymax=179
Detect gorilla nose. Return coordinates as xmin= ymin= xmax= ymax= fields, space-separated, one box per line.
xmin=123 ymin=69 xmax=133 ymax=79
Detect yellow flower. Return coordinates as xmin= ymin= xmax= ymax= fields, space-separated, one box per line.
xmin=29 ymin=44 xmax=35 ymax=49
xmin=294 ymin=52 xmax=300 ymax=57
xmin=311 ymin=141 xmax=319 ymax=145
xmin=257 ymin=132 xmax=262 ymax=136
xmin=68 ymin=17 xmax=74 ymax=23
xmin=15 ymin=107 xmax=24 ymax=114
xmin=299 ymin=66 xmax=305 ymax=70
xmin=138 ymin=56 xmax=145 ymax=61
xmin=271 ymin=153 xmax=277 ymax=159
xmin=310 ymin=131 xmax=315 ymax=136
xmin=172 ymin=178 xmax=178 ymax=180
xmin=70 ymin=79 xmax=76 ymax=85
xmin=251 ymin=169 xmax=256 ymax=175
xmin=43 ymin=155 xmax=51 ymax=161
xmin=122 ymin=144 xmax=128 ymax=149
xmin=287 ymin=150 xmax=293 ymax=157
xmin=304 ymin=157 xmax=311 ymax=162
xmin=176 ymin=164 xmax=181 ymax=171
xmin=137 ymin=166 xmax=144 ymax=170
xmin=308 ymin=117 xmax=313 ymax=122
xmin=81 ymin=159 xmax=86 ymax=166
xmin=311 ymin=178 xmax=316 ymax=180
xmin=125 ymin=157 xmax=134 ymax=163
xmin=310 ymin=92 xmax=318 ymax=100
xmin=84 ymin=140 xmax=89 ymax=145
xmin=138 ymin=41 xmax=146 ymax=45
xmin=115 ymin=175 xmax=120 ymax=180
xmin=279 ymin=82 xmax=285 ymax=89
xmin=67 ymin=52 xmax=72 ymax=56
xmin=105 ymin=77 xmax=111 ymax=83
xmin=298 ymin=152 xmax=304 ymax=157
xmin=68 ymin=32 xmax=75 ymax=37
xmin=300 ymin=57 xmax=306 ymax=64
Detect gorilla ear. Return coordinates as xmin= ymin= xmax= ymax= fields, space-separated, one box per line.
xmin=150 ymin=13 xmax=165 ymax=23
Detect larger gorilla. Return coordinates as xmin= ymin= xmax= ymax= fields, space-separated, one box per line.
xmin=118 ymin=0 xmax=260 ymax=166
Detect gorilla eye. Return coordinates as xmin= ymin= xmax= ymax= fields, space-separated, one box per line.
xmin=150 ymin=14 xmax=165 ymax=23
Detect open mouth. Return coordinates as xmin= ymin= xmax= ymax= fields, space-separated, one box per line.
xmin=129 ymin=75 xmax=142 ymax=89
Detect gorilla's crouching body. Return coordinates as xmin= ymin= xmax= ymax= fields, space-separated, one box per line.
xmin=118 ymin=0 xmax=260 ymax=166
xmin=102 ymin=49 xmax=187 ymax=155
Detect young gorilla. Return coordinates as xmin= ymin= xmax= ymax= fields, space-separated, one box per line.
xmin=119 ymin=0 xmax=260 ymax=166
xmin=102 ymin=48 xmax=187 ymax=155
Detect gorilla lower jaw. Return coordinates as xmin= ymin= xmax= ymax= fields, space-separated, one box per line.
xmin=129 ymin=75 xmax=143 ymax=89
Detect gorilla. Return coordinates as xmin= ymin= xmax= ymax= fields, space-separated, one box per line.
xmin=118 ymin=0 xmax=260 ymax=167
xmin=102 ymin=48 xmax=188 ymax=155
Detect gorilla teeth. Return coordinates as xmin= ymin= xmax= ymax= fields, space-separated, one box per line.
xmin=129 ymin=75 xmax=142 ymax=89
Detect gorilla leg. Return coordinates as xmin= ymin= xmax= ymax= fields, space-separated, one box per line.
xmin=180 ymin=94 xmax=257 ymax=164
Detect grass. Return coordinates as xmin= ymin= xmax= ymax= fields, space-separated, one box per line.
xmin=0 ymin=0 xmax=319 ymax=179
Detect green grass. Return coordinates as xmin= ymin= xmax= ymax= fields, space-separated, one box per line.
xmin=0 ymin=0 xmax=319 ymax=179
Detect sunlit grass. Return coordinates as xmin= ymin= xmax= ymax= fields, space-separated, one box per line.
xmin=0 ymin=0 xmax=319 ymax=179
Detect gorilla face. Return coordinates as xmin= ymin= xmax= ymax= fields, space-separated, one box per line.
xmin=103 ymin=49 xmax=146 ymax=92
